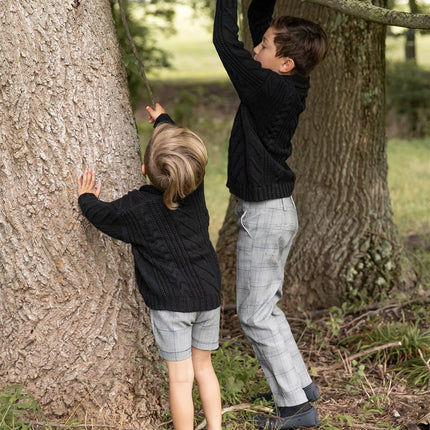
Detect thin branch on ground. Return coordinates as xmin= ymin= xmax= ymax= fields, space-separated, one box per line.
xmin=418 ymin=348 xmax=430 ymax=390
xmin=332 ymin=341 xmax=402 ymax=369
xmin=30 ymin=423 xmax=146 ymax=430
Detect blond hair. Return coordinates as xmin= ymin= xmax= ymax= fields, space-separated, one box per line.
xmin=143 ymin=123 xmax=208 ymax=210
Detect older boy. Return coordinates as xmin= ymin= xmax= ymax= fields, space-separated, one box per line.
xmin=213 ymin=0 xmax=328 ymax=428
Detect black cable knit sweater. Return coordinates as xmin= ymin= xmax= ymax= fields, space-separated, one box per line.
xmin=78 ymin=117 xmax=221 ymax=313
xmin=213 ymin=0 xmax=310 ymax=201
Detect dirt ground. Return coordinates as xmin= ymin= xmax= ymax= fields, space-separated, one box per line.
xmin=219 ymin=304 xmax=430 ymax=430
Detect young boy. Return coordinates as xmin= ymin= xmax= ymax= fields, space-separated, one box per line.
xmin=213 ymin=0 xmax=328 ymax=428
xmin=77 ymin=104 xmax=222 ymax=430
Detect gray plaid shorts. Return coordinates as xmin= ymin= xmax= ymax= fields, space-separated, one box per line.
xmin=150 ymin=307 xmax=220 ymax=361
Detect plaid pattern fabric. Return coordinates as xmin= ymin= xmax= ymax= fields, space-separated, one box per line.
xmin=150 ymin=307 xmax=220 ymax=361
xmin=235 ymin=197 xmax=312 ymax=406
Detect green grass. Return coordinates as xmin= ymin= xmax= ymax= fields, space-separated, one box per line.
xmin=386 ymin=31 xmax=430 ymax=68
xmin=387 ymin=138 xmax=430 ymax=236
xmin=147 ymin=5 xmax=228 ymax=83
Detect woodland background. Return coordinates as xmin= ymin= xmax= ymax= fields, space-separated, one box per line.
xmin=1 ymin=0 xmax=430 ymax=429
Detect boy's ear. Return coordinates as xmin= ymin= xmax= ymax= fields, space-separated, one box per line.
xmin=141 ymin=164 xmax=146 ymax=176
xmin=280 ymin=57 xmax=295 ymax=74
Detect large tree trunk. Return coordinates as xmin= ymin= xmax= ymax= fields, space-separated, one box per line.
xmin=216 ymin=0 xmax=414 ymax=312
xmin=0 ymin=0 xmax=165 ymax=425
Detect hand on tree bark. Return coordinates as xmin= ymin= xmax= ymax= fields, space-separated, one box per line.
xmin=77 ymin=168 xmax=102 ymax=198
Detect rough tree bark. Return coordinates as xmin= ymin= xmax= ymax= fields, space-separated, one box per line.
xmin=0 ymin=0 xmax=165 ymax=425
xmin=216 ymin=0 xmax=414 ymax=312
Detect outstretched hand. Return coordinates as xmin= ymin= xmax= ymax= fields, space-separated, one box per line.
xmin=146 ymin=103 xmax=166 ymax=124
xmin=77 ymin=168 xmax=102 ymax=198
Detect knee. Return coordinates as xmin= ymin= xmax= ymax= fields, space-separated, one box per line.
xmin=237 ymin=307 xmax=259 ymax=330
xmin=237 ymin=307 xmax=276 ymax=345
xmin=192 ymin=349 xmax=214 ymax=381
xmin=194 ymin=362 xmax=215 ymax=384
xmin=167 ymin=359 xmax=195 ymax=385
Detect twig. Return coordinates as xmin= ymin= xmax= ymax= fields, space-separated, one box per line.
xmin=117 ymin=0 xmax=155 ymax=107
xmin=194 ymin=403 xmax=273 ymax=430
xmin=418 ymin=349 xmax=430 ymax=373
xmin=418 ymin=348 xmax=430 ymax=390
xmin=332 ymin=341 xmax=402 ymax=369
xmin=337 ymin=295 xmax=430 ymax=334
xmin=340 ymin=303 xmax=399 ymax=329
xmin=29 ymin=422 xmax=147 ymax=430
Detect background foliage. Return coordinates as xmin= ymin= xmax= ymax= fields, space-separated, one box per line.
xmin=2 ymin=1 xmax=429 ymax=429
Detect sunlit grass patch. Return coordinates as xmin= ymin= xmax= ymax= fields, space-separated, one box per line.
xmin=387 ymin=138 xmax=430 ymax=236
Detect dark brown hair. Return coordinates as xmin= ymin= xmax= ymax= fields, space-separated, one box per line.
xmin=271 ymin=16 xmax=328 ymax=77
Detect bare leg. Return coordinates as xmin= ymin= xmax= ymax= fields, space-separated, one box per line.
xmin=166 ymin=358 xmax=195 ymax=430
xmin=192 ymin=347 xmax=222 ymax=430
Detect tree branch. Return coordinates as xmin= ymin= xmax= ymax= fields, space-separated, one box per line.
xmin=301 ymin=0 xmax=430 ymax=30
xmin=117 ymin=0 xmax=156 ymax=106
xmin=332 ymin=341 xmax=402 ymax=369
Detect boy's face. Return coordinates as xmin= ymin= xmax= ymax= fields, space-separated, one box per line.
xmin=253 ymin=27 xmax=294 ymax=75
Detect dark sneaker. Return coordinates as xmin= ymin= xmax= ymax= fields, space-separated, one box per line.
xmin=253 ymin=405 xmax=319 ymax=429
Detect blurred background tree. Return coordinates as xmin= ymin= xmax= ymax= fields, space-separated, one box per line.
xmin=387 ymin=0 xmax=430 ymax=62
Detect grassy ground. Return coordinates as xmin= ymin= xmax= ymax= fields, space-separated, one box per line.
xmin=388 ymin=138 xmax=430 ymax=236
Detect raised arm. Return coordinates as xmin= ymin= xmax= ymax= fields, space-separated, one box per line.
xmin=213 ymin=0 xmax=270 ymax=101
xmin=248 ymin=0 xmax=276 ymax=47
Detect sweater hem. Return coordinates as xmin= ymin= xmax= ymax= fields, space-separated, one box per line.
xmin=228 ymin=182 xmax=294 ymax=202
xmin=143 ymin=298 xmax=222 ymax=313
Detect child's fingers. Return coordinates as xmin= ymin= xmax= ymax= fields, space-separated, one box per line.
xmin=81 ymin=169 xmax=90 ymax=187
xmin=87 ymin=169 xmax=97 ymax=189
xmin=77 ymin=169 xmax=97 ymax=194
xmin=146 ymin=106 xmax=155 ymax=123
xmin=146 ymin=103 xmax=165 ymax=122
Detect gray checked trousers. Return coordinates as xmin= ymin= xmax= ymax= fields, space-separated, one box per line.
xmin=235 ymin=197 xmax=312 ymax=407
